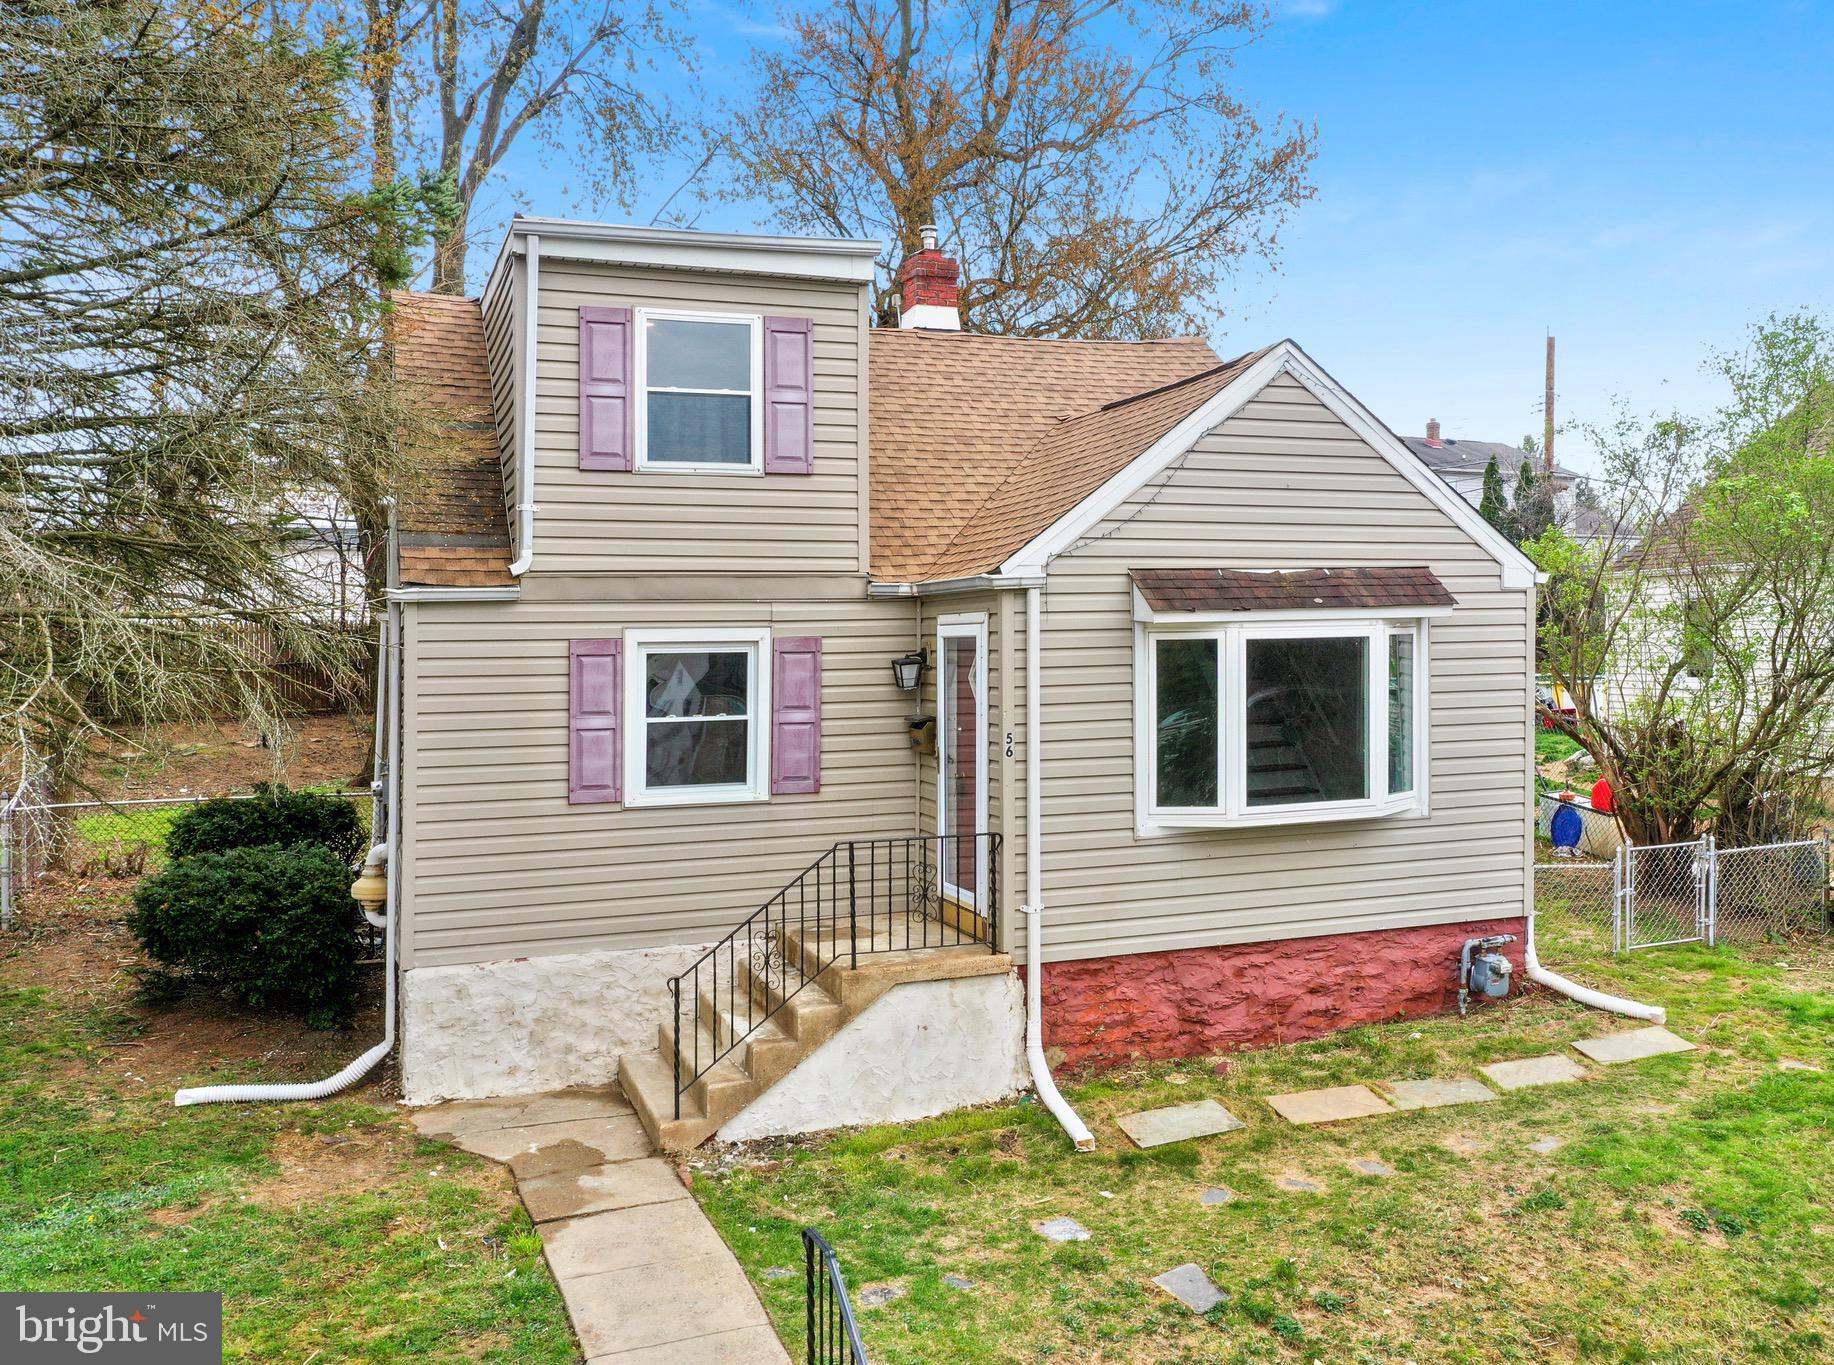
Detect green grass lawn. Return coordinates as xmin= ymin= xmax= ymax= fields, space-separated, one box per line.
xmin=694 ymin=916 xmax=1834 ymax=1362
xmin=0 ymin=887 xmax=576 ymax=1362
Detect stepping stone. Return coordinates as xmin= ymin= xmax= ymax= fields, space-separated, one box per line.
xmin=1528 ymin=1137 xmax=1562 ymax=1155
xmin=1034 ymin=1216 xmax=1090 ymax=1242
xmin=1441 ymin=1134 xmax=1481 ymax=1157
xmin=1479 ymin=1055 xmax=1587 ymax=1091
xmin=1275 ymin=1174 xmax=1324 ymax=1194
xmin=1198 ymin=1186 xmax=1238 ymax=1206
xmin=1383 ymin=1077 xmax=1498 ymax=1111
xmin=1571 ymin=1026 xmax=1696 ymax=1065
xmin=1117 ymin=1099 xmax=1245 ymax=1148
xmin=1779 ymin=1059 xmax=1825 ymax=1073
xmin=1266 ymin=1085 xmax=1393 ymax=1125
xmin=1349 ymin=1158 xmax=1395 ymax=1177
xmin=1152 ymin=1263 xmax=1227 ymax=1314
xmin=855 ymin=1283 xmax=905 ymax=1309
xmin=943 ymin=1274 xmax=975 ymax=1290
xmin=762 ymin=1266 xmax=797 ymax=1281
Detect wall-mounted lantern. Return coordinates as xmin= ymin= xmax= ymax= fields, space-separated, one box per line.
xmin=891 ymin=647 xmax=930 ymax=692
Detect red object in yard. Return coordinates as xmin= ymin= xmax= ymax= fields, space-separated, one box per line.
xmin=1591 ymin=778 xmax=1614 ymax=813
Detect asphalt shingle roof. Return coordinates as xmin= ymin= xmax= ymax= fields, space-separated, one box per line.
xmin=388 ymin=291 xmax=513 ymax=587
xmin=1132 ymin=566 xmax=1458 ymax=613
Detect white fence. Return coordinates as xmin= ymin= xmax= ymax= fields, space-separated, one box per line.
xmin=1535 ymin=834 xmax=1831 ymax=951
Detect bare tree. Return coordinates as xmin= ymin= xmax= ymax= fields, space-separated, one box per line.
xmin=0 ymin=0 xmax=414 ymax=789
xmin=414 ymin=0 xmax=684 ymax=292
xmin=1532 ymin=314 xmax=1834 ymax=845
xmin=724 ymin=0 xmax=1316 ymax=335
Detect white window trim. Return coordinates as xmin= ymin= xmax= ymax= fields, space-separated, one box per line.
xmin=1133 ymin=615 xmax=1430 ymax=835
xmin=623 ymin=627 xmax=771 ymax=807
xmin=632 ymin=307 xmax=765 ymax=474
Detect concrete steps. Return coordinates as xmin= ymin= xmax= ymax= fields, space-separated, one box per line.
xmin=622 ymin=923 xmax=1011 ymax=1152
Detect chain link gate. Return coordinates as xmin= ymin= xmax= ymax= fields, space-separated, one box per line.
xmin=1619 ymin=838 xmax=1713 ymax=951
xmin=1537 ymin=833 xmax=1832 ymax=954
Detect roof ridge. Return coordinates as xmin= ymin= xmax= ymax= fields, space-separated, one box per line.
xmin=913 ymin=349 xmax=1265 ymax=580
xmin=1095 ymin=348 xmax=1267 ymax=413
xmin=868 ymin=327 xmax=1216 ymax=349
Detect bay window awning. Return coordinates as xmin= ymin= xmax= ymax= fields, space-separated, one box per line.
xmin=1130 ymin=567 xmax=1457 ymax=619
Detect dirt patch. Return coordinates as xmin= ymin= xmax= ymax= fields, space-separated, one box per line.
xmin=4 ymin=877 xmax=393 ymax=1100
xmin=79 ymin=714 xmax=371 ymax=801
xmin=246 ymin=1129 xmax=411 ymax=1208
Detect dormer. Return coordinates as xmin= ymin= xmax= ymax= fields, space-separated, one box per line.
xmin=472 ymin=220 xmax=880 ymax=581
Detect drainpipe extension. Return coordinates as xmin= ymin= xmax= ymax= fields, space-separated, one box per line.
xmin=174 ymin=597 xmax=403 ymax=1105
xmin=507 ymin=231 xmax=540 ymax=577
xmin=1523 ymin=911 xmax=1665 ymax=1024
xmin=1022 ymin=585 xmax=1096 ymax=1152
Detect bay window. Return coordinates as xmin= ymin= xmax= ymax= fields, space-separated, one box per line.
xmin=1140 ymin=617 xmax=1427 ymax=829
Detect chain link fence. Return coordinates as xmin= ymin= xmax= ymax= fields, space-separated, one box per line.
xmin=1 ymin=785 xmax=379 ymax=948
xmin=1714 ymin=838 xmax=1830 ymax=943
xmin=1536 ymin=831 xmax=1831 ymax=953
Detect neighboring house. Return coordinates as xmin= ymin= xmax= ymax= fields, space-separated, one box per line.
xmin=1403 ymin=421 xmax=1579 ymax=518
xmin=278 ymin=497 xmax=367 ymax=627
xmin=378 ymin=219 xmax=1539 ymax=1149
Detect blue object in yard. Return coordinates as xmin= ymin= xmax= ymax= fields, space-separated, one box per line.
xmin=1549 ymin=802 xmax=1583 ymax=850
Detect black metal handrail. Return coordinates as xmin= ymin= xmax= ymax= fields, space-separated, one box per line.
xmin=668 ymin=832 xmax=1001 ymax=1118
xmin=803 ymin=1228 xmax=868 ymax=1364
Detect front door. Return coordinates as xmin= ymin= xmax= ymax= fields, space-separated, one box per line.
xmin=936 ymin=619 xmax=987 ymax=914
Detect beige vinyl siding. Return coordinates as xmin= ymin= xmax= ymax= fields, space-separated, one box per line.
xmin=480 ymin=256 xmax=521 ymax=520
xmin=1032 ymin=371 xmax=1533 ymax=964
xmin=400 ymin=588 xmax=921 ymax=967
xmin=531 ymin=260 xmax=867 ymax=577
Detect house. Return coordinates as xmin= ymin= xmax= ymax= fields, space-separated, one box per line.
xmin=377 ymin=218 xmax=1539 ymax=1150
xmin=1403 ymin=421 xmax=1579 ymax=513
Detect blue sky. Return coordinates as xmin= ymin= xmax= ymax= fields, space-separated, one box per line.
xmin=483 ymin=1 xmax=1834 ymax=476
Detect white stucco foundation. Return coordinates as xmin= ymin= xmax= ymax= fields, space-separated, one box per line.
xmin=716 ymin=972 xmax=1029 ymax=1143
xmin=400 ymin=942 xmax=709 ymax=1104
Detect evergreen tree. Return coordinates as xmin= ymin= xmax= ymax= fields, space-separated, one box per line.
xmin=1478 ymin=455 xmax=1509 ymax=531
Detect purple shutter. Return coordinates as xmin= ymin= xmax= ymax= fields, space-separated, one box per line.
xmin=771 ymin=636 xmax=822 ymax=794
xmin=578 ymin=306 xmax=633 ymax=470
xmin=762 ymin=315 xmax=815 ymax=474
xmin=569 ymin=638 xmax=622 ymax=804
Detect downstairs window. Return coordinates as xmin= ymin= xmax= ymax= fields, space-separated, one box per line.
xmin=624 ymin=628 xmax=771 ymax=806
xmin=1143 ymin=619 xmax=1427 ymax=828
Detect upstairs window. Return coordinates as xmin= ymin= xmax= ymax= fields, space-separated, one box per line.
xmin=635 ymin=310 xmax=762 ymax=471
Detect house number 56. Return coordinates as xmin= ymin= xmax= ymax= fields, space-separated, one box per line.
xmin=1005 ymin=731 xmax=1016 ymax=758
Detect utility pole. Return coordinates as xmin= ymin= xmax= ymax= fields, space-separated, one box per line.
xmin=1543 ymin=334 xmax=1556 ymax=475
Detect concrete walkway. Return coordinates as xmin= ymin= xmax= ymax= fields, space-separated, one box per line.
xmin=410 ymin=1088 xmax=790 ymax=1364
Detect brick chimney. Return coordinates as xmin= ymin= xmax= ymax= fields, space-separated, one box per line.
xmin=897 ymin=224 xmax=960 ymax=331
xmin=1425 ymin=418 xmax=1443 ymax=448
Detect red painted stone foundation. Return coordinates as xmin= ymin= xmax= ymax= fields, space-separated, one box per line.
xmin=1032 ymin=918 xmax=1527 ymax=1068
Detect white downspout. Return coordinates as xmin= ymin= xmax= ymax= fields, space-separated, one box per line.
xmin=175 ymin=597 xmax=403 ymax=1105
xmin=1020 ymin=584 xmax=1096 ymax=1151
xmin=1523 ymin=911 xmax=1665 ymax=1024
xmin=507 ymin=231 xmax=539 ymax=577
